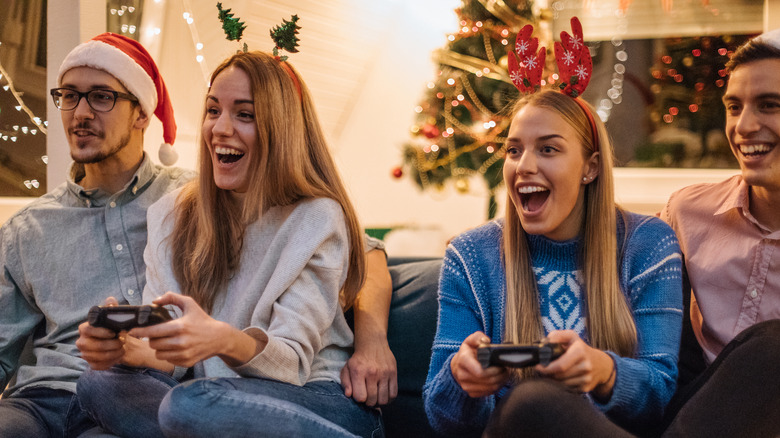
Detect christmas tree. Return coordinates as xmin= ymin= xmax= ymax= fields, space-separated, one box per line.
xmin=636 ymin=34 xmax=753 ymax=168
xmin=398 ymin=0 xmax=540 ymax=218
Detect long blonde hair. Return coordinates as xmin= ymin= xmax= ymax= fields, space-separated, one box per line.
xmin=502 ymin=91 xmax=636 ymax=374
xmin=170 ymin=51 xmax=365 ymax=313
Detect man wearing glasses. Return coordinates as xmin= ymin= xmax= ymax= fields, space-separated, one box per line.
xmin=0 ymin=33 xmax=191 ymax=436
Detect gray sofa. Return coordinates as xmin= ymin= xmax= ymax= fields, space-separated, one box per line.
xmin=382 ymin=258 xmax=443 ymax=437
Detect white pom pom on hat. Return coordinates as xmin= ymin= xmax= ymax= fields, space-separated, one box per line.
xmin=58 ymin=32 xmax=178 ymax=165
xmin=755 ymin=27 xmax=780 ymax=50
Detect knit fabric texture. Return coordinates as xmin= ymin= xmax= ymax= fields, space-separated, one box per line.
xmin=423 ymin=212 xmax=683 ymax=436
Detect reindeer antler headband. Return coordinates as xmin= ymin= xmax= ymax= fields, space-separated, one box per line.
xmin=507 ymin=17 xmax=599 ymax=151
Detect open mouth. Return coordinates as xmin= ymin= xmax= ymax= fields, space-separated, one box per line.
xmin=215 ymin=146 xmax=245 ymax=164
xmin=518 ymin=186 xmax=549 ymax=213
xmin=739 ymin=144 xmax=773 ymax=157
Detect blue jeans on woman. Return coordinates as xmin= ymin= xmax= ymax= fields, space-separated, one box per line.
xmin=77 ymin=365 xmax=383 ymax=438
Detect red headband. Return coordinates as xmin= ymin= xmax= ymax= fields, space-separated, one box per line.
xmin=276 ymin=59 xmax=302 ymax=102
xmin=508 ymin=17 xmax=599 ymax=152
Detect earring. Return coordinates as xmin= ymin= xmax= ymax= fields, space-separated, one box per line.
xmin=582 ymin=177 xmax=588 ymax=182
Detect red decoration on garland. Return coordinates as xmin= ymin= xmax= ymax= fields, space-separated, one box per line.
xmin=421 ymin=123 xmax=440 ymax=139
xmin=392 ymin=167 xmax=403 ymax=178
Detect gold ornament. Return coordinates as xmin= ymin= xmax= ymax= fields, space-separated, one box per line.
xmin=498 ymin=55 xmax=508 ymax=70
xmin=455 ymin=176 xmax=470 ymax=193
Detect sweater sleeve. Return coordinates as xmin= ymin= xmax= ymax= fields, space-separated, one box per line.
xmin=232 ymin=199 xmax=349 ymax=385
xmin=423 ymin=243 xmax=496 ymax=437
xmin=593 ymin=215 xmax=683 ymax=427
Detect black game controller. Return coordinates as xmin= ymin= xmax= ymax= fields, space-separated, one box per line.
xmin=88 ymin=305 xmax=172 ymax=332
xmin=477 ymin=341 xmax=565 ymax=368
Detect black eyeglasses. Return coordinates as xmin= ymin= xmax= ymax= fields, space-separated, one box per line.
xmin=50 ymin=88 xmax=138 ymax=112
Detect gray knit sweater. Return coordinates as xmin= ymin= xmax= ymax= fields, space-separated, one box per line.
xmin=143 ymin=188 xmax=353 ymax=386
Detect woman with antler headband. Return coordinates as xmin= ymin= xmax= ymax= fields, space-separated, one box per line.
xmin=74 ymin=13 xmax=383 ymax=438
xmin=423 ymin=18 xmax=683 ymax=437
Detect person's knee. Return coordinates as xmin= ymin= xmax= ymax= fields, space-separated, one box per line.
xmin=488 ymin=379 xmax=569 ymax=433
xmin=77 ymin=368 xmax=110 ymax=409
xmin=158 ymin=379 xmax=219 ymax=436
xmin=735 ymin=319 xmax=780 ymax=361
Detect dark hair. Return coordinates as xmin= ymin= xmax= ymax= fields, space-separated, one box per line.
xmin=726 ymin=37 xmax=780 ymax=72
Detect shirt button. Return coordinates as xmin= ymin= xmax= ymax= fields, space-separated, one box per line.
xmin=109 ymin=201 xmax=116 ymax=208
xmin=116 ymin=244 xmax=123 ymax=251
xmin=128 ymin=289 xmax=135 ymax=295
xmin=751 ymin=289 xmax=758 ymax=298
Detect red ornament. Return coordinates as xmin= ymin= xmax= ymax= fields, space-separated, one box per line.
xmin=421 ymin=124 xmax=440 ymax=139
xmin=392 ymin=167 xmax=403 ymax=178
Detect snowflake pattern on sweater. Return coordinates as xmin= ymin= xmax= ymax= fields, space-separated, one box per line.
xmin=535 ymin=267 xmax=587 ymax=337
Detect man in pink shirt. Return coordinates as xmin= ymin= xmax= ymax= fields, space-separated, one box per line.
xmin=660 ymin=30 xmax=780 ymax=436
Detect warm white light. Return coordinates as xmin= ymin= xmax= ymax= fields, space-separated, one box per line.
xmin=183 ymin=12 xmax=190 ymax=19
xmin=187 ymin=17 xmax=194 ymax=24
xmin=196 ymin=43 xmax=204 ymax=50
xmin=414 ymin=106 xmax=423 ymax=113
xmin=196 ymin=55 xmax=204 ymax=63
xmin=430 ymin=145 xmax=440 ymax=152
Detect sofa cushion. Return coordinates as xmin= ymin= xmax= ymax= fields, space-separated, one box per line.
xmin=383 ymin=259 xmax=442 ymax=437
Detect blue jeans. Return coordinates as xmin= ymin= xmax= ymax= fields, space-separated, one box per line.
xmin=78 ymin=365 xmax=179 ymax=438
xmin=0 ymin=386 xmax=96 ymax=437
xmin=78 ymin=365 xmax=383 ymax=438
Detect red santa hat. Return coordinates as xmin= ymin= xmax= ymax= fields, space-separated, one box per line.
xmin=57 ymin=32 xmax=178 ymax=165
xmin=755 ymin=27 xmax=780 ymax=50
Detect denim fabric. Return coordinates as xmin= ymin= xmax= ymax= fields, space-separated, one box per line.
xmin=0 ymin=387 xmax=95 ymax=437
xmin=78 ymin=365 xmax=179 ymax=438
xmin=78 ymin=366 xmax=383 ymax=438
xmin=159 ymin=378 xmax=383 ymax=438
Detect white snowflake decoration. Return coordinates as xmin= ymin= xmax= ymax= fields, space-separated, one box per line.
xmin=561 ymin=50 xmax=575 ymax=66
xmin=569 ymin=34 xmax=583 ymax=50
xmin=516 ymin=40 xmax=530 ymax=55
xmin=510 ymin=70 xmax=523 ymax=84
xmin=523 ymin=56 xmax=538 ymax=70
xmin=574 ymin=64 xmax=589 ymax=80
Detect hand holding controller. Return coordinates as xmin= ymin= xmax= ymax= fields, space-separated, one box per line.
xmin=477 ymin=341 xmax=565 ymax=368
xmin=87 ymin=305 xmax=172 ymax=332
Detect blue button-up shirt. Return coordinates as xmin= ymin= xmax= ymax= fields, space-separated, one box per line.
xmin=0 ymin=155 xmax=193 ymax=395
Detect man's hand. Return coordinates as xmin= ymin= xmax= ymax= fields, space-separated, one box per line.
xmin=76 ymin=297 xmax=125 ymax=370
xmin=451 ymin=331 xmax=510 ymax=398
xmin=340 ymin=338 xmax=397 ymax=406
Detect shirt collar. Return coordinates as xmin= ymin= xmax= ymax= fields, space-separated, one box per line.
xmin=714 ymin=177 xmax=776 ymax=234
xmin=713 ymin=177 xmax=748 ymax=216
xmin=66 ymin=153 xmax=157 ymax=205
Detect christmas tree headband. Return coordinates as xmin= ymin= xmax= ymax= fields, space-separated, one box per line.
xmin=507 ymin=17 xmax=599 ymax=152
xmin=217 ymin=3 xmax=302 ymax=100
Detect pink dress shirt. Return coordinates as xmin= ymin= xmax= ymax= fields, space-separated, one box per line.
xmin=661 ymin=175 xmax=780 ymax=364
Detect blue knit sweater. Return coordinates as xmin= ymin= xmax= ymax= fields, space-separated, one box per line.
xmin=423 ymin=212 xmax=683 ymax=436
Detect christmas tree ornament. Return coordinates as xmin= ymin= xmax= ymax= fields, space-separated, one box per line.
xmin=455 ymin=176 xmax=470 ymax=193
xmin=421 ymin=123 xmax=440 ymax=139
xmin=217 ymin=2 xmax=248 ymax=53
xmin=270 ymin=15 xmax=301 ymax=61
xmin=392 ymin=167 xmax=403 ymax=179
